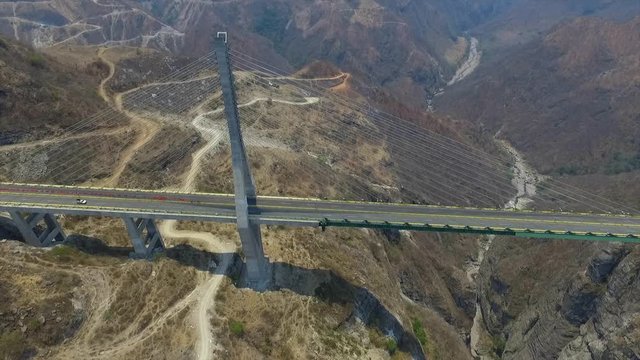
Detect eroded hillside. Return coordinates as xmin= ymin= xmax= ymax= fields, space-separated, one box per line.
xmin=435 ymin=16 xmax=640 ymax=359
xmin=3 ymin=0 xmax=638 ymax=114
xmin=437 ymin=16 xmax=640 ymax=208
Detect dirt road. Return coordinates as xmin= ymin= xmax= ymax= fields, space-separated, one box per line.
xmin=96 ymin=48 xmax=161 ymax=187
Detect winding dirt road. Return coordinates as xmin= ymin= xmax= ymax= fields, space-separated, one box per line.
xmin=96 ymin=48 xmax=161 ymax=187
xmin=81 ymin=58 xmax=328 ymax=359
xmin=173 ymin=94 xmax=322 ymax=360
xmin=159 ymin=220 xmax=235 ymax=360
xmin=160 ymin=109 xmax=229 ymax=359
xmin=0 ymin=127 xmax=128 ymax=152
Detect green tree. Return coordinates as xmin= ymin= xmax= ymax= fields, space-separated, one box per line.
xmin=229 ymin=320 xmax=245 ymax=337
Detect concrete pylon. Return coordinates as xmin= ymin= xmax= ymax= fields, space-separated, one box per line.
xmin=122 ymin=217 xmax=165 ymax=258
xmin=213 ymin=33 xmax=270 ymax=289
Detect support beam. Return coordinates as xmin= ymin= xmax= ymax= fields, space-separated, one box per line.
xmin=213 ymin=33 xmax=269 ymax=289
xmin=123 ymin=217 xmax=164 ymax=258
xmin=9 ymin=211 xmax=66 ymax=247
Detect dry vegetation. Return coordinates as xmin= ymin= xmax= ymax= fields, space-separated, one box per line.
xmin=204 ymin=224 xmax=476 ymax=359
xmin=0 ymin=239 xmax=200 ymax=360
xmin=0 ymin=36 xmax=491 ymax=359
xmin=0 ymin=130 xmax=133 ymax=184
xmin=0 ymin=37 xmax=113 ymax=144
xmin=117 ymin=124 xmax=204 ymax=190
xmin=444 ymin=37 xmax=470 ymax=66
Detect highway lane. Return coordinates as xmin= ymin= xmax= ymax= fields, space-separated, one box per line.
xmin=1 ymin=183 xmax=640 ymax=237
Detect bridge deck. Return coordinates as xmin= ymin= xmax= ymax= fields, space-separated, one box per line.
xmin=1 ymin=183 xmax=639 ymax=240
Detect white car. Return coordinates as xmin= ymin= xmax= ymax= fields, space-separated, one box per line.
xmin=76 ymin=198 xmax=87 ymax=205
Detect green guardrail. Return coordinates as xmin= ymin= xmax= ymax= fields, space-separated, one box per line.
xmin=318 ymin=219 xmax=640 ymax=243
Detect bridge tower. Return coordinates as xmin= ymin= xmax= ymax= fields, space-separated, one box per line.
xmin=213 ymin=33 xmax=270 ymax=289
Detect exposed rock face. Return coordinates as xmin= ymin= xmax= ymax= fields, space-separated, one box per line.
xmin=436 ymin=17 xmax=640 ymax=358
xmin=0 ymin=1 xmax=184 ymax=51
xmin=477 ymin=240 xmax=640 ymax=360
xmin=272 ymin=261 xmax=426 ymax=359
xmin=559 ymin=249 xmax=640 ymax=360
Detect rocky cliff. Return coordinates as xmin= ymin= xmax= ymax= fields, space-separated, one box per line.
xmin=435 ymin=15 xmax=640 ymax=360
xmin=477 ymin=239 xmax=640 ymax=359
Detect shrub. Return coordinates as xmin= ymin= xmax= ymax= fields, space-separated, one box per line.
xmin=493 ymin=336 xmax=506 ymax=356
xmin=386 ymin=338 xmax=398 ymax=354
xmin=605 ymin=152 xmax=640 ymax=175
xmin=412 ymin=318 xmax=428 ymax=346
xmin=28 ymin=53 xmax=46 ymax=68
xmin=0 ymin=331 xmax=27 ymax=359
xmin=152 ymin=251 xmax=166 ymax=262
xmin=50 ymin=245 xmax=75 ymax=257
xmin=0 ymin=37 xmax=7 ymax=49
xmin=45 ymin=245 xmax=91 ymax=265
xmin=28 ymin=318 xmax=42 ymax=332
xmin=229 ymin=320 xmax=245 ymax=337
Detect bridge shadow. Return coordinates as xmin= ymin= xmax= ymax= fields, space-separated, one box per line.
xmin=63 ymin=235 xmax=226 ymax=273
xmin=60 ymin=235 xmax=425 ymax=359
xmin=263 ymin=261 xmax=426 ymax=359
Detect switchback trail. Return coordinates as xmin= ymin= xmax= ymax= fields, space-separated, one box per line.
xmin=96 ymin=48 xmax=160 ymax=187
xmin=173 ymin=93 xmax=322 ymax=360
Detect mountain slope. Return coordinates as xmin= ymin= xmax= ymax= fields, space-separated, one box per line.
xmin=2 ymin=0 xmax=638 ymax=113
xmin=437 ymin=16 xmax=640 ymax=179
xmin=0 ymin=35 xmax=110 ymax=144
xmin=435 ymin=16 xmax=640 ymax=359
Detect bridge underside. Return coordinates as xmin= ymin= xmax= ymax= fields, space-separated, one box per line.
xmin=123 ymin=217 xmax=165 ymax=258
xmin=6 ymin=210 xmax=165 ymax=258
xmin=319 ymin=219 xmax=640 ymax=243
xmin=9 ymin=210 xmax=66 ymax=247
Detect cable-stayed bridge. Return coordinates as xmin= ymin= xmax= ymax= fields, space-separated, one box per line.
xmin=1 ymin=34 xmax=639 ymax=287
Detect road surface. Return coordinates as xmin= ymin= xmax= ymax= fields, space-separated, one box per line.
xmin=1 ymin=183 xmax=639 ymax=238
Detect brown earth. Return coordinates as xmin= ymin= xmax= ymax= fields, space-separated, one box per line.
xmin=0 ymin=35 xmax=116 ymax=145
xmin=435 ymin=15 xmax=640 ymax=359
xmin=438 ymin=16 xmax=640 ymax=178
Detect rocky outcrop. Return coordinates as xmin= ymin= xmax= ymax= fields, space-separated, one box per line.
xmin=477 ymin=240 xmax=639 ymax=360
xmin=272 ymin=261 xmax=426 ymax=359
xmin=559 ymin=248 xmax=640 ymax=360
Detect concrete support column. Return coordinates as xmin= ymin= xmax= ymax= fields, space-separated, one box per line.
xmin=214 ymin=33 xmax=270 ymax=289
xmin=9 ymin=211 xmax=66 ymax=247
xmin=123 ymin=217 xmax=164 ymax=258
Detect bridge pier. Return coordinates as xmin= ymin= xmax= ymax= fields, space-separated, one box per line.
xmin=122 ymin=217 xmax=165 ymax=258
xmin=9 ymin=211 xmax=66 ymax=247
xmin=214 ymin=33 xmax=270 ymax=289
